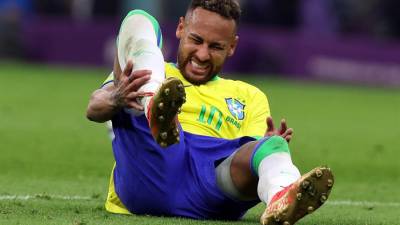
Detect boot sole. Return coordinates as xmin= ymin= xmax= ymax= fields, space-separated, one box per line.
xmin=150 ymin=77 xmax=186 ymax=148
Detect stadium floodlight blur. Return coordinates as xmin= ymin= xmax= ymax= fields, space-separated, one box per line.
xmin=1 ymin=0 xmax=400 ymax=86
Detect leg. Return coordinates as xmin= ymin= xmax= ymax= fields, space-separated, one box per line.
xmin=116 ymin=10 xmax=185 ymax=147
xmin=111 ymin=115 xmax=188 ymax=215
xmin=116 ymin=9 xmax=165 ymax=117
xmin=217 ymin=136 xmax=300 ymax=201
xmin=216 ymin=136 xmax=334 ymax=225
xmin=216 ymin=141 xmax=259 ymax=200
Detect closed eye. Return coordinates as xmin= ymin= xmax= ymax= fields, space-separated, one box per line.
xmin=189 ymin=34 xmax=203 ymax=44
xmin=210 ymin=44 xmax=224 ymax=50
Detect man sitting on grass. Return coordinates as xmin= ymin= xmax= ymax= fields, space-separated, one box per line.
xmin=86 ymin=1 xmax=334 ymax=224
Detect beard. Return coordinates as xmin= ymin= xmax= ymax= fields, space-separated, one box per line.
xmin=176 ymin=44 xmax=224 ymax=85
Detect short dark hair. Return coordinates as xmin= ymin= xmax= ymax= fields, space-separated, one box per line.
xmin=188 ymin=0 xmax=241 ymax=25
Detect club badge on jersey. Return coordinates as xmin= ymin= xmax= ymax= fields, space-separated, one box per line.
xmin=225 ymin=98 xmax=245 ymax=120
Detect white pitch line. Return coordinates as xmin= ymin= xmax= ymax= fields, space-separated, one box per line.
xmin=0 ymin=194 xmax=92 ymax=201
xmin=327 ymin=200 xmax=400 ymax=207
xmin=0 ymin=195 xmax=399 ymax=207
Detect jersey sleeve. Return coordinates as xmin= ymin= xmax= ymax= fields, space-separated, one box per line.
xmin=101 ymin=72 xmax=115 ymax=88
xmin=242 ymin=88 xmax=270 ymax=138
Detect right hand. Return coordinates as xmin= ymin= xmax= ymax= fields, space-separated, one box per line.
xmin=112 ymin=60 xmax=152 ymax=111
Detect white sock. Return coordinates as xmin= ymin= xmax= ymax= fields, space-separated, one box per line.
xmin=142 ymin=95 xmax=153 ymax=118
xmin=117 ymin=12 xmax=165 ymax=116
xmin=257 ymin=152 xmax=301 ymax=205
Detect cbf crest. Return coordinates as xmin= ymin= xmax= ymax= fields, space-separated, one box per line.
xmin=225 ymin=98 xmax=245 ymax=120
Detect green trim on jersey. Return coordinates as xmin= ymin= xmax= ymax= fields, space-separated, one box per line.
xmin=210 ymin=75 xmax=220 ymax=81
xmin=252 ymin=136 xmax=290 ymax=176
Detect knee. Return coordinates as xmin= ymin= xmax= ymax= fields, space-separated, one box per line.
xmin=251 ymin=136 xmax=290 ymax=175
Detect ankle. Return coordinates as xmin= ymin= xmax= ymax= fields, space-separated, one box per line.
xmin=141 ymin=95 xmax=154 ymax=120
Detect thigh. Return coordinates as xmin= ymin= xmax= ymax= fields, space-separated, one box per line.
xmin=175 ymin=133 xmax=260 ymax=219
xmin=112 ymin=113 xmax=188 ymax=214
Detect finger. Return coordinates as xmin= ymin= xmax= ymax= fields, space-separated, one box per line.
xmin=116 ymin=74 xmax=130 ymax=91
xmin=126 ymin=91 xmax=146 ymax=100
xmin=128 ymin=70 xmax=152 ymax=82
xmin=127 ymin=75 xmax=151 ymax=91
xmin=284 ymin=135 xmax=292 ymax=143
xmin=264 ymin=117 xmax=275 ymax=137
xmin=286 ymin=128 xmax=293 ymax=135
xmin=117 ymin=75 xmax=149 ymax=106
xmin=279 ymin=119 xmax=287 ymax=134
xmin=266 ymin=116 xmax=274 ymax=132
xmin=127 ymin=101 xmax=144 ymax=111
xmin=282 ymin=128 xmax=293 ymax=137
xmin=122 ymin=60 xmax=134 ymax=78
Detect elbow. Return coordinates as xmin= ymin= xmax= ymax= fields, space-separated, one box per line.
xmin=86 ymin=112 xmax=108 ymax=123
xmin=86 ymin=107 xmax=97 ymax=122
xmin=86 ymin=105 xmax=107 ymax=123
xmin=86 ymin=110 xmax=95 ymax=122
xmin=86 ymin=89 xmax=114 ymax=123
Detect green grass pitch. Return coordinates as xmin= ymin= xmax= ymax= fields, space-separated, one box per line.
xmin=0 ymin=61 xmax=399 ymax=225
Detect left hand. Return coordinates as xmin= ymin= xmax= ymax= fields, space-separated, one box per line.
xmin=264 ymin=116 xmax=293 ymax=143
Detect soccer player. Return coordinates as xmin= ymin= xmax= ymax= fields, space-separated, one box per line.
xmin=86 ymin=1 xmax=334 ymax=224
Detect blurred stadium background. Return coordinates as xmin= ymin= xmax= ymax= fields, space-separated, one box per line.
xmin=2 ymin=0 xmax=400 ymax=86
xmin=0 ymin=0 xmax=399 ymax=224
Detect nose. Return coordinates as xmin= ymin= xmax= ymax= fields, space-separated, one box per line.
xmin=195 ymin=44 xmax=210 ymax=62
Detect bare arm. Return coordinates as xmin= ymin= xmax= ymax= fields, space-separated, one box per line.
xmin=86 ymin=60 xmax=152 ymax=123
xmin=86 ymin=83 xmax=120 ymax=122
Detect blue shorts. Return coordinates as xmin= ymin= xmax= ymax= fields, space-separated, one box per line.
xmin=111 ymin=111 xmax=260 ymax=220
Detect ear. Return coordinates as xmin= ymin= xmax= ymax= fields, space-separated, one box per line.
xmin=228 ymin=35 xmax=239 ymax=57
xmin=176 ymin=17 xmax=185 ymax=39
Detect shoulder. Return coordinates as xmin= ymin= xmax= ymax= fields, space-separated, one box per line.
xmin=165 ymin=62 xmax=181 ymax=78
xmin=164 ymin=62 xmax=193 ymax=85
xmin=165 ymin=62 xmax=178 ymax=73
xmin=217 ymin=77 xmax=268 ymax=100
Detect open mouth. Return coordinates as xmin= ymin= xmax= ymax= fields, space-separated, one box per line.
xmin=188 ymin=58 xmax=210 ymax=75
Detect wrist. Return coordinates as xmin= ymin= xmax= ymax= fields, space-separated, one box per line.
xmin=109 ymin=90 xmax=123 ymax=111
